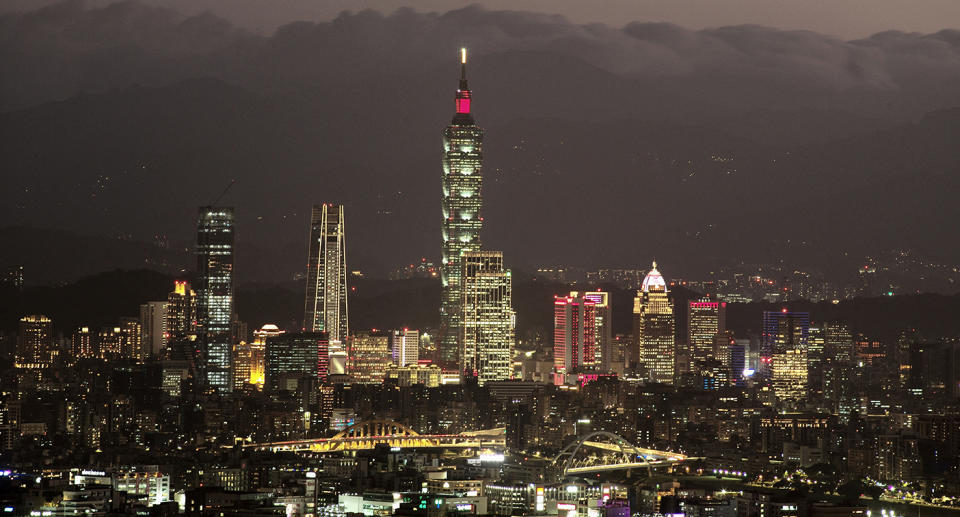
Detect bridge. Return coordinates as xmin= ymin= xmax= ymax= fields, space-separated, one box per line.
xmin=551 ymin=431 xmax=690 ymax=478
xmin=246 ymin=420 xmax=506 ymax=453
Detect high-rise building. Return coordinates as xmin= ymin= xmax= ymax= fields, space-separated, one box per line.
xmin=572 ymin=291 xmax=613 ymax=371
xmin=554 ymin=294 xmax=598 ymax=378
xmin=16 ymin=315 xmax=54 ymax=368
xmin=118 ymin=317 xmax=143 ymax=360
xmin=772 ymin=348 xmax=809 ymax=401
xmin=248 ymin=324 xmax=280 ymax=389
xmin=139 ymin=301 xmax=168 ymax=358
xmin=303 ymin=204 xmax=348 ymax=342
xmin=72 ymin=326 xmax=95 ymax=360
xmin=824 ymin=322 xmax=854 ymax=362
xmin=461 ymin=251 xmax=514 ymax=385
xmin=265 ymin=332 xmax=329 ymax=392
xmin=196 ymin=206 xmax=235 ymax=392
xmin=687 ymin=299 xmax=726 ymax=368
xmin=760 ymin=309 xmax=809 ymax=382
xmin=347 ymin=330 xmax=391 ymax=383
xmin=440 ymin=49 xmax=484 ymax=366
xmin=166 ymin=280 xmax=197 ymax=343
xmin=391 ymin=328 xmax=420 ymax=367
xmin=634 ymin=262 xmax=675 ymax=384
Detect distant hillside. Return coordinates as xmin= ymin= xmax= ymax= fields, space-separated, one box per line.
xmin=5 ymin=269 xmax=957 ymax=349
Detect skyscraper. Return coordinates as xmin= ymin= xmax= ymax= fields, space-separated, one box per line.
xmin=391 ymin=328 xmax=420 ymax=367
xmin=634 ymin=262 xmax=675 ymax=384
xmin=440 ymin=48 xmax=484 ymax=366
xmin=16 ymin=315 xmax=54 ymax=368
xmin=572 ymin=291 xmax=613 ymax=372
xmin=304 ymin=204 xmax=348 ymax=342
xmin=166 ymin=280 xmax=196 ymax=343
xmin=554 ymin=294 xmax=598 ymax=381
xmin=196 ymin=206 xmax=235 ymax=392
xmin=760 ymin=309 xmax=809 ymax=382
xmin=687 ymin=298 xmax=726 ymax=369
xmin=461 ymin=251 xmax=515 ymax=385
xmin=139 ymin=301 xmax=168 ymax=358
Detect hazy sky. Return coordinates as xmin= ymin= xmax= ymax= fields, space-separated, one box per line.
xmin=3 ymin=0 xmax=960 ymax=38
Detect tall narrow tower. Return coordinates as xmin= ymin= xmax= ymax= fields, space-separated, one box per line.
xmin=304 ymin=204 xmax=349 ymax=342
xmin=196 ymin=206 xmax=235 ymax=392
xmin=440 ymin=48 xmax=484 ymax=365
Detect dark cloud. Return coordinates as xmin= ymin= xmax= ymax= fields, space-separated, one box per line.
xmin=3 ymin=1 xmax=960 ymax=113
xmin=2 ymin=1 xmax=960 ymax=281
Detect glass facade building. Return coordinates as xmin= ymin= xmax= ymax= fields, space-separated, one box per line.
xmin=196 ymin=206 xmax=235 ymax=392
xmin=461 ymin=251 xmax=514 ymax=385
xmin=440 ymin=50 xmax=484 ymax=366
xmin=304 ymin=204 xmax=349 ymax=342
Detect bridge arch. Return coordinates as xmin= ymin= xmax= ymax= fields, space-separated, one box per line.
xmin=552 ymin=431 xmax=639 ymax=477
xmin=332 ymin=419 xmax=420 ymax=440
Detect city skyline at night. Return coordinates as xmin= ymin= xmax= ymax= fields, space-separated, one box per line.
xmin=2 ymin=3 xmax=960 ymax=517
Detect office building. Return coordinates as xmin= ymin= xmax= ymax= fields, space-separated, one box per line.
xmin=385 ymin=363 xmax=442 ymax=387
xmin=461 ymin=251 xmax=515 ymax=384
xmin=634 ymin=262 xmax=675 ymax=384
xmin=572 ymin=291 xmax=613 ymax=371
xmin=440 ymin=49 xmax=484 ymax=366
xmin=391 ymin=328 xmax=420 ymax=367
xmin=266 ymin=332 xmax=329 ymax=391
xmin=196 ymin=206 xmax=235 ymax=392
xmin=347 ymin=330 xmax=391 ymax=383
xmin=139 ymin=301 xmax=168 ymax=358
xmin=687 ymin=298 xmax=726 ymax=368
xmin=304 ymin=204 xmax=349 ymax=342
xmin=554 ymin=294 xmax=598 ymax=378
xmin=16 ymin=315 xmax=55 ymax=367
xmin=760 ymin=310 xmax=809 ymax=382
xmin=772 ymin=348 xmax=808 ymax=401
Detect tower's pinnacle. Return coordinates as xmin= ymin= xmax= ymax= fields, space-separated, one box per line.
xmin=455 ymin=48 xmax=472 ymax=115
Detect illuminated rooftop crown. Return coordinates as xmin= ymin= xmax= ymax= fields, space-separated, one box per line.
xmin=641 ymin=261 xmax=667 ymax=292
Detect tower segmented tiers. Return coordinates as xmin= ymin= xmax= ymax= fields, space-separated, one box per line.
xmin=440 ymin=48 xmax=484 ymax=365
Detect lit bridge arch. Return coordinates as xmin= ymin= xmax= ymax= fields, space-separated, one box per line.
xmin=246 ymin=420 xmax=506 ymax=453
xmin=551 ymin=431 xmax=690 ymax=478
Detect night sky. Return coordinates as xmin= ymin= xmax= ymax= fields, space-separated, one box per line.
xmin=2 ymin=1 xmax=960 ymax=282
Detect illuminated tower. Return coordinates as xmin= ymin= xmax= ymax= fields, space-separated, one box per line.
xmin=304 ymin=204 xmax=349 ymax=342
xmin=572 ymin=291 xmax=612 ymax=371
xmin=461 ymin=251 xmax=515 ymax=385
xmin=554 ymin=294 xmax=597 ymax=379
xmin=440 ymin=48 xmax=484 ymax=366
xmin=687 ymin=298 xmax=726 ymax=370
xmin=634 ymin=262 xmax=675 ymax=384
xmin=196 ymin=206 xmax=235 ymax=392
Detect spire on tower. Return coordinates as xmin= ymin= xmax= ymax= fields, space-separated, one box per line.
xmin=455 ymin=48 xmax=472 ymax=115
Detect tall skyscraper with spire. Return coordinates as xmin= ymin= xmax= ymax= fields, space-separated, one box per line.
xmin=304 ymin=204 xmax=349 ymax=342
xmin=440 ymin=48 xmax=483 ymax=365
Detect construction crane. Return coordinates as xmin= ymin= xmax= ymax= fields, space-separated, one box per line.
xmin=208 ymin=179 xmax=236 ymax=206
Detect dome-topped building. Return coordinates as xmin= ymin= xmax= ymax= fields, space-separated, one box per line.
xmin=633 ymin=260 xmax=675 ymax=385
xmin=641 ymin=261 xmax=667 ymax=292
